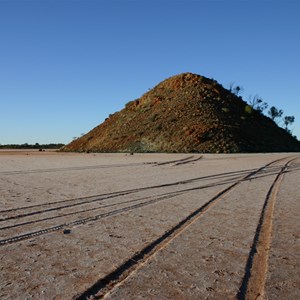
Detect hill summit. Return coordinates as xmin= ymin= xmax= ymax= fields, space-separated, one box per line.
xmin=63 ymin=72 xmax=300 ymax=153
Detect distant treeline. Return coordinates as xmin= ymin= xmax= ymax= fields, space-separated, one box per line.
xmin=0 ymin=143 xmax=65 ymax=149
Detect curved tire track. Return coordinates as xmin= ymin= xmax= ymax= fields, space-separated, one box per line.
xmin=237 ymin=157 xmax=297 ymax=300
xmin=0 ymin=157 xmax=290 ymax=248
xmin=74 ymin=157 xmax=293 ymax=299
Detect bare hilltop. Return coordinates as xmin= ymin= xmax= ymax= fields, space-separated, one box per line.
xmin=63 ymin=72 xmax=300 ymax=153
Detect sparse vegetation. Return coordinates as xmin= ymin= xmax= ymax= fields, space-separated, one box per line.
xmin=62 ymin=72 xmax=300 ymax=153
xmin=283 ymin=116 xmax=295 ymax=133
xmin=229 ymin=82 xmax=244 ymax=96
xmin=155 ymin=124 xmax=162 ymax=131
xmin=0 ymin=143 xmax=65 ymax=149
xmin=244 ymin=105 xmax=253 ymax=115
xmin=248 ymin=95 xmax=268 ymax=113
xmin=267 ymin=106 xmax=295 ymax=135
xmin=244 ymin=94 xmax=295 ymax=137
xmin=150 ymin=113 xmax=160 ymax=122
xmin=268 ymin=106 xmax=284 ymax=123
xmin=222 ymin=107 xmax=230 ymax=113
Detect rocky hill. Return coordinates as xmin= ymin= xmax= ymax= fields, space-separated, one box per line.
xmin=62 ymin=73 xmax=300 ymax=153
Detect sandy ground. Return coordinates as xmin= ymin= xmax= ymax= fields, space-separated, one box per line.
xmin=0 ymin=151 xmax=299 ymax=299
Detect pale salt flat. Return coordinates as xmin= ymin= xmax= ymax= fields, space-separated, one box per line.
xmin=0 ymin=151 xmax=299 ymax=299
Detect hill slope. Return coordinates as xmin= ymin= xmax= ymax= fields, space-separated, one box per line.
xmin=63 ymin=73 xmax=300 ymax=153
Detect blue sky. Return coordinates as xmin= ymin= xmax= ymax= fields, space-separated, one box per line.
xmin=0 ymin=0 xmax=299 ymax=144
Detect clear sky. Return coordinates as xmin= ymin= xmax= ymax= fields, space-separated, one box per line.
xmin=0 ymin=0 xmax=299 ymax=144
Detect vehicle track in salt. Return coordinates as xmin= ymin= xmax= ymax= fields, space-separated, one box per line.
xmin=237 ymin=156 xmax=299 ymax=300
xmin=0 ymin=155 xmax=201 ymax=176
xmin=154 ymin=155 xmax=195 ymax=166
xmin=0 ymin=162 xmax=144 ymax=176
xmin=68 ymin=156 xmax=295 ymax=299
xmin=0 ymin=167 xmax=261 ymax=219
xmin=0 ymin=158 xmax=288 ymax=247
xmin=0 ymin=164 xmax=291 ymax=234
xmin=0 ymin=157 xmax=291 ymax=248
xmin=0 ymin=162 xmax=285 ymax=216
xmin=0 ymin=172 xmax=265 ymax=231
xmin=174 ymin=155 xmax=203 ymax=165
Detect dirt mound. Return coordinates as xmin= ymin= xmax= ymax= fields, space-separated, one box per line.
xmin=63 ymin=72 xmax=300 ymax=153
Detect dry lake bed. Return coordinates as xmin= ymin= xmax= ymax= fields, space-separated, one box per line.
xmin=0 ymin=151 xmax=299 ymax=299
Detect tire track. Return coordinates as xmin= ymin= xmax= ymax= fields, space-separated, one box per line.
xmin=0 ymin=157 xmax=290 ymax=247
xmin=153 ymin=155 xmax=194 ymax=166
xmin=0 ymin=175 xmax=243 ymax=232
xmin=74 ymin=157 xmax=292 ymax=299
xmin=0 ymin=155 xmax=200 ymax=175
xmin=237 ymin=157 xmax=298 ymax=300
xmin=0 ymin=163 xmax=284 ymax=225
xmin=0 ymin=167 xmax=257 ymax=216
xmin=0 ymin=162 xmax=145 ymax=176
xmin=0 ymin=163 xmax=287 ymax=233
xmin=0 ymin=193 xmax=181 ymax=246
xmin=174 ymin=155 xmax=203 ymax=166
xmin=0 ymin=163 xmax=282 ymax=215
